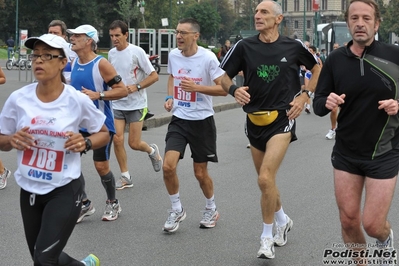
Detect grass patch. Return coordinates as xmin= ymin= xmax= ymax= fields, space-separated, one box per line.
xmin=98 ymin=51 xmax=108 ymax=59
xmin=0 ymin=49 xmax=8 ymax=60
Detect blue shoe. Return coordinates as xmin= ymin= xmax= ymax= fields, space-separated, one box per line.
xmin=81 ymin=254 xmax=100 ymax=266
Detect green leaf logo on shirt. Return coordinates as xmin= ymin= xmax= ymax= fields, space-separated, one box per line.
xmin=257 ymin=65 xmax=280 ymax=83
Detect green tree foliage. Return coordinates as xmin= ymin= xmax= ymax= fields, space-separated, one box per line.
xmin=377 ymin=0 xmax=399 ymax=43
xmin=114 ymin=0 xmax=140 ymax=29
xmin=184 ymin=1 xmax=221 ymax=40
xmin=214 ymin=0 xmax=239 ymax=45
xmin=7 ymin=0 xmax=372 ymax=47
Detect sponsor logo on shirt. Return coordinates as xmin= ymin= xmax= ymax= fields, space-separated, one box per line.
xmin=257 ymin=65 xmax=280 ymax=83
xmin=28 ymin=169 xmax=53 ymax=181
xmin=178 ymin=68 xmax=191 ymax=74
xmin=31 ymin=116 xmax=56 ymax=125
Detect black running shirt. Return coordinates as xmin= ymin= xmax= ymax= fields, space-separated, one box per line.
xmin=313 ymin=40 xmax=399 ymax=159
xmin=220 ymin=35 xmax=317 ymax=113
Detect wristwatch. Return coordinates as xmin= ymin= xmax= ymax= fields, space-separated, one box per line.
xmin=301 ymin=90 xmax=312 ymax=98
xmin=84 ymin=137 xmax=92 ymax=153
xmin=136 ymin=84 xmax=142 ymax=91
xmin=99 ymin=92 xmax=105 ymax=100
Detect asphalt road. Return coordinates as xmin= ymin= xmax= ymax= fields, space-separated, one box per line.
xmin=0 ymin=63 xmax=398 ymax=266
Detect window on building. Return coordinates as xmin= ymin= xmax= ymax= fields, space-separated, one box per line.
xmin=295 ymin=20 xmax=299 ymax=29
xmin=307 ymin=0 xmax=312 ymax=11
xmin=282 ymin=0 xmax=287 ymax=12
xmin=294 ymin=0 xmax=299 ymax=11
xmin=341 ymin=0 xmax=348 ymax=10
xmin=321 ymin=0 xmax=328 ymax=10
xmin=307 ymin=20 xmax=311 ymax=29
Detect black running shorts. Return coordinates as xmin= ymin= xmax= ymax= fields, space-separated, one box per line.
xmin=165 ymin=115 xmax=218 ymax=163
xmin=245 ymin=110 xmax=297 ymax=152
xmin=331 ymin=148 xmax=399 ymax=179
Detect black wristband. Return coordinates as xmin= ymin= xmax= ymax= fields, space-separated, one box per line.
xmin=229 ymin=85 xmax=239 ymax=97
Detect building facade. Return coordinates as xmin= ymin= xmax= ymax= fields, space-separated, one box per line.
xmin=228 ymin=0 xmax=389 ymax=46
xmin=279 ymin=0 xmax=349 ymax=44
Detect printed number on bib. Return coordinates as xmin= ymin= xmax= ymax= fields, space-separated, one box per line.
xmin=20 ymin=145 xmax=65 ymax=184
xmin=174 ymin=86 xmax=197 ymax=108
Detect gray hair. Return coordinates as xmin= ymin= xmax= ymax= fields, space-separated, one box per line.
xmin=263 ymin=0 xmax=282 ymax=16
xmin=85 ymin=36 xmax=98 ymax=52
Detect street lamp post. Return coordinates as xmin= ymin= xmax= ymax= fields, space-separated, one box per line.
xmin=280 ymin=0 xmax=284 ymax=35
xmin=138 ymin=0 xmax=146 ymax=28
xmin=249 ymin=0 xmax=252 ymax=30
xmin=170 ymin=0 xmax=172 ymax=27
xmin=303 ymin=0 xmax=306 ymax=41
xmin=314 ymin=11 xmax=319 ymax=48
xmin=177 ymin=0 xmax=184 ymax=19
xmin=215 ymin=0 xmax=218 ymax=46
xmin=15 ymin=0 xmax=19 ymax=48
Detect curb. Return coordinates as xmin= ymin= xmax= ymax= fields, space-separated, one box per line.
xmin=142 ymin=101 xmax=241 ymax=129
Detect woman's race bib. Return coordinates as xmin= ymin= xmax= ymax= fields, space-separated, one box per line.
xmin=19 ymin=135 xmax=66 ymax=185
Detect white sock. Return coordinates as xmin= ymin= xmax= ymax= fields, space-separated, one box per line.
xmin=275 ymin=207 xmax=287 ymax=226
xmin=121 ymin=171 xmax=130 ymax=179
xmin=261 ymin=223 xmax=274 ymax=239
xmin=205 ymin=195 xmax=216 ymax=210
xmin=149 ymin=147 xmax=155 ymax=155
xmin=169 ymin=192 xmax=182 ymax=212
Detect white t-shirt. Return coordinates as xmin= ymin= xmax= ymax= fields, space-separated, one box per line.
xmin=0 ymin=83 xmax=106 ymax=195
xmin=167 ymin=46 xmax=225 ymax=120
xmin=108 ymin=43 xmax=155 ymax=110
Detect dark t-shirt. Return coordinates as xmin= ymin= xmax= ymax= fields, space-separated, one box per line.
xmin=220 ymin=35 xmax=317 ymax=113
xmin=6 ymin=38 xmax=14 ymax=48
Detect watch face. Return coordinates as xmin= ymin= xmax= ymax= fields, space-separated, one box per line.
xmin=115 ymin=75 xmax=122 ymax=83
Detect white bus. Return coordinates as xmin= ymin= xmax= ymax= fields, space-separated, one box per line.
xmin=319 ymin=22 xmax=352 ymax=54
xmin=318 ymin=21 xmax=378 ymax=55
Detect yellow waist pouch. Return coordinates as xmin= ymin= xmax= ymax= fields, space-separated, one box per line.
xmin=247 ymin=111 xmax=278 ymax=126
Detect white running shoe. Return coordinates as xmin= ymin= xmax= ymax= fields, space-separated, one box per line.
xmin=199 ymin=208 xmax=220 ymax=228
xmin=376 ymin=229 xmax=396 ymax=266
xmin=102 ymin=199 xmax=122 ymax=221
xmin=115 ymin=175 xmax=133 ymax=190
xmin=0 ymin=168 xmax=11 ymax=189
xmin=163 ymin=208 xmax=186 ymax=233
xmin=325 ymin=129 xmax=336 ymax=140
xmin=257 ymin=237 xmax=275 ymax=259
xmin=149 ymin=144 xmax=163 ymax=172
xmin=274 ymin=215 xmax=293 ymax=246
xmin=77 ymin=200 xmax=95 ymax=224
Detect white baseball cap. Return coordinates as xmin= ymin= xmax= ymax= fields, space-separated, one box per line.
xmin=24 ymin=34 xmax=70 ymax=59
xmin=67 ymin=24 xmax=99 ymax=43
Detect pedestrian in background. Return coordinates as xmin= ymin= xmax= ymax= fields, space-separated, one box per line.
xmin=162 ymin=17 xmax=226 ymax=233
xmin=220 ymin=0 xmax=320 ymax=259
xmin=6 ymin=36 xmax=15 ymax=60
xmin=313 ymin=0 xmax=399 ymax=264
xmin=108 ymin=20 xmax=162 ymax=190
xmin=0 ymin=33 xmax=107 ymax=266
xmin=0 ymin=66 xmax=11 ymax=189
xmin=325 ymin=43 xmax=340 ymax=140
xmin=219 ymin=39 xmax=231 ymax=62
xmin=48 ymin=19 xmax=78 ymax=84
